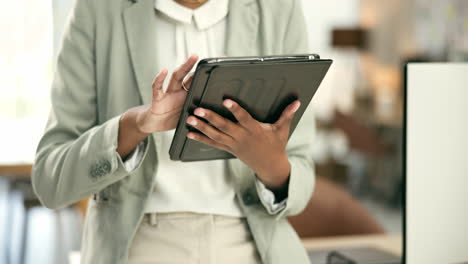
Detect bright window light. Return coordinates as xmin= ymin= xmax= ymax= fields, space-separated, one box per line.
xmin=0 ymin=0 xmax=53 ymax=164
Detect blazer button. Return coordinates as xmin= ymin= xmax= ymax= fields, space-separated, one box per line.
xmin=101 ymin=160 xmax=111 ymax=174
xmin=90 ymin=160 xmax=112 ymax=179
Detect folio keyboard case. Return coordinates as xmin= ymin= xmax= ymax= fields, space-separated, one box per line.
xmin=169 ymin=54 xmax=332 ymax=161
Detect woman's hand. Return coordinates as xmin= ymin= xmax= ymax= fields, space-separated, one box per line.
xmin=185 ymin=99 xmax=301 ymax=190
xmin=136 ymin=55 xmax=198 ymax=133
xmin=117 ymin=55 xmax=198 ymax=158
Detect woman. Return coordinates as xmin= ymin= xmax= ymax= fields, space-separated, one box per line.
xmin=32 ymin=0 xmax=316 ymax=263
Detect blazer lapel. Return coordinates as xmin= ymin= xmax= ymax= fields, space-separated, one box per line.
xmin=123 ymin=0 xmax=158 ymax=106
xmin=225 ymin=0 xmax=259 ymax=56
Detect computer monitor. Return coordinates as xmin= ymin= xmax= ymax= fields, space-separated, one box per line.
xmin=404 ymin=63 xmax=468 ymax=264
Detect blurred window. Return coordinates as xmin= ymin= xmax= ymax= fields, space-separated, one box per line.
xmin=0 ymin=1 xmax=53 ymax=164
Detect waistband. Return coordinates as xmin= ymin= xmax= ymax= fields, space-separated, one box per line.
xmin=142 ymin=212 xmax=247 ymax=226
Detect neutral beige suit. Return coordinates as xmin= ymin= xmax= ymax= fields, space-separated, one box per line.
xmin=32 ymin=0 xmax=316 ymax=263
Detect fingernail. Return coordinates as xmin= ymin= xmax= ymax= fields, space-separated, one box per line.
xmin=187 ymin=133 xmax=195 ymax=139
xmin=187 ymin=117 xmax=197 ymax=126
xmin=224 ymin=100 xmax=233 ymax=109
xmin=293 ymin=102 xmax=301 ymax=113
xmin=194 ymin=109 xmax=205 ymax=117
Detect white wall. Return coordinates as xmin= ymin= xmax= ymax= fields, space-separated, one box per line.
xmin=301 ymin=0 xmax=360 ymax=120
xmin=301 ymin=0 xmax=360 ymax=57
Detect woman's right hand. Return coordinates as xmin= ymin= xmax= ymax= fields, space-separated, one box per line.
xmin=117 ymin=55 xmax=198 ymax=158
xmin=136 ymin=55 xmax=198 ymax=133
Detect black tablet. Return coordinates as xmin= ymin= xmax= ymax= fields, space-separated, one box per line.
xmin=169 ymin=54 xmax=332 ymax=161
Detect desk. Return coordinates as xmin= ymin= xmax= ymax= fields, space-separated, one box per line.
xmin=302 ymin=234 xmax=402 ymax=256
xmin=0 ymin=164 xmax=32 ymax=178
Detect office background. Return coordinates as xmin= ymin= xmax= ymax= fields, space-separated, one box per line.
xmin=0 ymin=0 xmax=467 ymax=263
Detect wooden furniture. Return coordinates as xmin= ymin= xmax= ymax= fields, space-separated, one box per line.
xmin=0 ymin=164 xmax=32 ymax=178
xmin=288 ymin=177 xmax=385 ymax=238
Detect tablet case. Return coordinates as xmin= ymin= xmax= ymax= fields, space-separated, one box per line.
xmin=169 ymin=54 xmax=332 ymax=161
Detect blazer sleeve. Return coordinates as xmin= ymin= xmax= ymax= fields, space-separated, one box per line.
xmin=275 ymin=0 xmax=316 ymax=218
xmin=32 ymin=0 xmax=148 ymax=209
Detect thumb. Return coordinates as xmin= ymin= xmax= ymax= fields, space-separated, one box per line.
xmin=274 ymin=100 xmax=301 ymax=129
xmin=152 ymin=69 xmax=168 ymax=103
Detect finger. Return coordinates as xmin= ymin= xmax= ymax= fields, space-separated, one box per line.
xmin=152 ymin=69 xmax=168 ymax=102
xmin=167 ymin=55 xmax=199 ymax=92
xmin=222 ymin=99 xmax=257 ymax=129
xmin=274 ymin=100 xmax=301 ymax=129
xmin=193 ymin=107 xmax=241 ymax=137
xmin=187 ymin=132 xmax=232 ymax=153
xmin=186 ymin=116 xmax=235 ymax=147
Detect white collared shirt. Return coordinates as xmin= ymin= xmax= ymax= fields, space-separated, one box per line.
xmin=125 ymin=0 xmax=287 ymax=216
xmin=154 ymin=0 xmax=228 ymax=78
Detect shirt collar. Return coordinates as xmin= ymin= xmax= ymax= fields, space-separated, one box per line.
xmin=154 ymin=0 xmax=229 ymax=30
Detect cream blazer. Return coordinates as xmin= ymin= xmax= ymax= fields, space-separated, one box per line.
xmin=32 ymin=0 xmax=316 ymax=263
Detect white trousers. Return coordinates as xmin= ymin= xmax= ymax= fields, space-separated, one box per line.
xmin=128 ymin=212 xmax=262 ymax=264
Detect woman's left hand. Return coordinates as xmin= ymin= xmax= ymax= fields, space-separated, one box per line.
xmin=186 ymin=99 xmax=301 ymax=190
